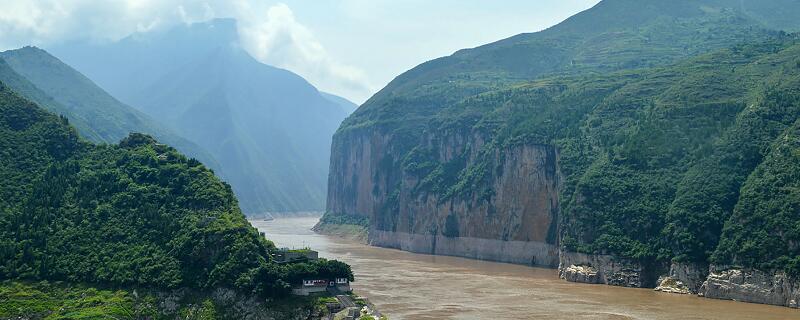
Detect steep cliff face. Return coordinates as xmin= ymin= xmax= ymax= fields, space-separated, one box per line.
xmin=327 ymin=127 xmax=560 ymax=266
xmin=326 ymin=128 xmax=400 ymax=220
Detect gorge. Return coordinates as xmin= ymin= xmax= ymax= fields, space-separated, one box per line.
xmin=320 ymin=0 xmax=800 ymax=309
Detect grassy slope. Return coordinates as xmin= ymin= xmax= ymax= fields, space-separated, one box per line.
xmin=0 ymin=58 xmax=104 ymax=142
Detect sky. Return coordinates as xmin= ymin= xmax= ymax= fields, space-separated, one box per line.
xmin=0 ymin=0 xmax=601 ymax=104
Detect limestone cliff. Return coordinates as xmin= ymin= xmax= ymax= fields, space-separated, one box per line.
xmin=326 ymin=127 xmax=560 ymax=267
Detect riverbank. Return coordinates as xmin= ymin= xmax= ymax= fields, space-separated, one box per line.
xmin=312 ymin=221 xmax=368 ymax=244
xmin=254 ymin=217 xmax=800 ymax=320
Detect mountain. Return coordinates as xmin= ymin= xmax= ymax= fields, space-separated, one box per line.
xmin=321 ymin=92 xmax=359 ymax=115
xmin=0 ymin=80 xmax=352 ymax=318
xmin=0 ymin=47 xmax=220 ymax=172
xmin=321 ymin=0 xmax=800 ymax=308
xmin=51 ymin=19 xmax=350 ymax=214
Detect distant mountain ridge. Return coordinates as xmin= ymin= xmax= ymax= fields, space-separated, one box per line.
xmin=321 ymin=92 xmax=359 ymax=115
xmin=51 ymin=19 xmax=351 ymax=213
xmin=0 ymin=47 xmax=220 ymax=172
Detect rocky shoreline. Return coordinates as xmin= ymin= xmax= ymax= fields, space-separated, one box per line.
xmin=313 ymin=219 xmax=800 ymax=310
xmin=559 ymin=255 xmax=800 ymax=309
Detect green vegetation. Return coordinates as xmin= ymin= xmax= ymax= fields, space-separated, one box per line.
xmin=0 ymin=81 xmax=353 ymax=317
xmin=332 ymin=0 xmax=800 ymax=277
xmin=0 ymin=47 xmax=220 ymax=172
xmin=713 ymin=121 xmax=800 ymax=276
xmin=0 ymin=280 xmax=342 ymax=320
xmin=0 ymin=281 xmax=148 ymax=320
xmin=319 ymin=212 xmax=370 ymax=228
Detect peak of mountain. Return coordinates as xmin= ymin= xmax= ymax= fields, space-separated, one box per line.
xmin=50 ymin=18 xmax=239 ymax=104
xmin=50 ymin=19 xmax=349 ymax=213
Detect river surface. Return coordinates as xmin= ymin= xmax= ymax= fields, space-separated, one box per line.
xmin=250 ymin=217 xmax=799 ymax=320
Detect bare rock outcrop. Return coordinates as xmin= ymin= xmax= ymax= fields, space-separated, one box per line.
xmin=559 ymin=251 xmax=653 ymax=288
xmin=700 ymin=267 xmax=800 ymax=308
xmin=654 ymin=262 xmax=708 ymax=294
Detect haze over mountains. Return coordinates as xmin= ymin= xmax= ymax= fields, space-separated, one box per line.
xmin=0 ymin=47 xmax=219 ymax=171
xmin=51 ymin=19 xmax=353 ymax=214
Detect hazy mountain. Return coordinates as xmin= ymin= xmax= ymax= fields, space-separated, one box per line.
xmin=321 ymin=92 xmax=359 ymax=115
xmin=51 ymin=19 xmax=350 ymax=213
xmin=0 ymin=47 xmax=220 ymax=172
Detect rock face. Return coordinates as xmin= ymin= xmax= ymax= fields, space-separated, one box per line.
xmin=326 ymin=128 xmax=561 ymax=267
xmin=558 ymin=252 xmax=656 ymax=288
xmin=700 ymin=267 xmax=800 ymax=308
xmin=654 ymin=262 xmax=708 ymax=294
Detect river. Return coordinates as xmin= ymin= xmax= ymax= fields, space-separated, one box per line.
xmin=250 ymin=217 xmax=799 ymax=320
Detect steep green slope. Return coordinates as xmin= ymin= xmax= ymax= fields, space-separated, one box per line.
xmin=0 ymin=81 xmax=352 ymax=316
xmin=345 ymin=0 xmax=799 ymax=134
xmin=713 ymin=119 xmax=800 ymax=276
xmin=0 ymin=58 xmax=104 ymax=142
xmin=0 ymin=47 xmax=220 ymax=174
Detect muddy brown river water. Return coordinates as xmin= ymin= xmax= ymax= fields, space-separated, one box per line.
xmin=250 ymin=217 xmax=799 ymax=320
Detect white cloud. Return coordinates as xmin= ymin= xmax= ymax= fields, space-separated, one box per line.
xmin=234 ymin=2 xmax=374 ymax=102
xmin=0 ymin=0 xmax=373 ymax=103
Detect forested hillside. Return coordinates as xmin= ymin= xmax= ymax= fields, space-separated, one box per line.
xmin=0 ymin=81 xmax=351 ymax=318
xmin=324 ymin=0 xmax=800 ymax=307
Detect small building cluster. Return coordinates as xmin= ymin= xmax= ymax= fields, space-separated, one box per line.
xmin=291 ymin=277 xmax=351 ymax=296
xmin=269 ymin=247 xmax=352 ymax=296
